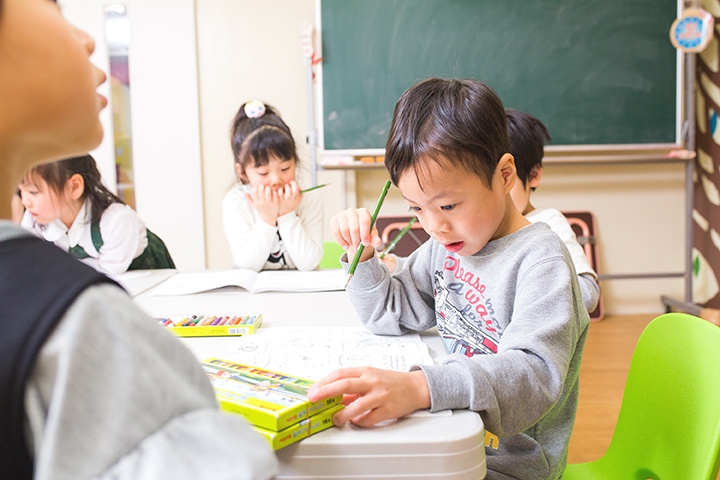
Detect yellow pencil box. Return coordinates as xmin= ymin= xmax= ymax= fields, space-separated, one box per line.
xmin=202 ymin=358 xmax=343 ymax=431
xmin=157 ymin=314 xmax=262 ymax=337
xmin=252 ymin=404 xmax=344 ymax=450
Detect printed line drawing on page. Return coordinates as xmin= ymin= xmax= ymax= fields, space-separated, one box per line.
xmin=225 ymin=327 xmax=433 ymax=380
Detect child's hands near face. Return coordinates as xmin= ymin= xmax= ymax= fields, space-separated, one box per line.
xmin=307 ymin=367 xmax=431 ymax=427
xmin=246 ymin=185 xmax=280 ymax=226
xmin=277 ymin=180 xmax=302 ymax=217
xmin=331 ymin=208 xmax=382 ymax=263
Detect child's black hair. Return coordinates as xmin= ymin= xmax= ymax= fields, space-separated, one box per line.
xmin=506 ymin=109 xmax=551 ymax=188
xmin=384 ymin=78 xmax=509 ymax=188
xmin=230 ymin=102 xmax=298 ymax=183
xmin=25 ymin=154 xmax=123 ymax=224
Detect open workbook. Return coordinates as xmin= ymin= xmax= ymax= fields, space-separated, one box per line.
xmin=151 ymin=269 xmax=346 ymax=296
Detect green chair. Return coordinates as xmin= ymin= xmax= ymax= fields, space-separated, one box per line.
xmin=563 ymin=313 xmax=720 ymax=480
xmin=319 ymin=241 xmax=345 ymax=269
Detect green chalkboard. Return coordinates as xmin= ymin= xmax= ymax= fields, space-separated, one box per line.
xmin=320 ymin=0 xmax=678 ymax=150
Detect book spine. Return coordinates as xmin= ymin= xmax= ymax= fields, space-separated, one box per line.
xmin=253 ymin=404 xmax=344 ymax=450
xmin=254 ymin=419 xmax=310 ymax=450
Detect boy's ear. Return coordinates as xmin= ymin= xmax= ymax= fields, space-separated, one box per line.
xmin=528 ymin=165 xmax=543 ymax=189
xmin=66 ymin=174 xmax=85 ymax=201
xmin=497 ymin=153 xmax=516 ymax=194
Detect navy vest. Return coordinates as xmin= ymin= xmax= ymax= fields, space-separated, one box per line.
xmin=0 ymin=236 xmax=116 ymax=479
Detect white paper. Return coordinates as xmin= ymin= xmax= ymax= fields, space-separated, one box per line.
xmin=223 ymin=326 xmax=434 ymax=380
xmin=111 ymin=269 xmax=177 ymax=297
xmin=151 ymin=269 xmax=345 ymax=296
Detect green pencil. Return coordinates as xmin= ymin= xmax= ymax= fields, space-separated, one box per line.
xmin=345 ymin=180 xmax=392 ymax=288
xmin=300 ymin=183 xmax=330 ymax=193
xmin=379 ymin=217 xmax=418 ymax=259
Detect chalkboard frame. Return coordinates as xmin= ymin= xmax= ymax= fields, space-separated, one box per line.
xmin=314 ymin=0 xmax=684 ymax=158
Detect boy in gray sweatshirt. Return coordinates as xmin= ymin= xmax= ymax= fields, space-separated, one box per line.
xmin=308 ymin=78 xmax=589 ymax=480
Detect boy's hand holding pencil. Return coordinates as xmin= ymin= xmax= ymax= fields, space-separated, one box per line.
xmin=331 ymin=180 xmax=391 ymax=287
xmin=331 ymin=207 xmax=383 ymax=265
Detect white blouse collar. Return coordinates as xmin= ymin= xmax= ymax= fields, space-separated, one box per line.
xmin=39 ymin=200 xmax=90 ymax=246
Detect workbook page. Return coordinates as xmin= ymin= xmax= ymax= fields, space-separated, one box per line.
xmin=151 ymin=269 xmax=258 ymax=295
xmin=252 ymin=269 xmax=346 ymax=293
xmin=224 ymin=326 xmax=433 ymax=380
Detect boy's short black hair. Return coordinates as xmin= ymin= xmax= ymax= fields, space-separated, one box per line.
xmin=506 ymin=109 xmax=551 ymax=188
xmin=384 ymin=78 xmax=509 ymax=188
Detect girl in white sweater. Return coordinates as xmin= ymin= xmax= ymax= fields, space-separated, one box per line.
xmin=223 ymin=100 xmax=323 ymax=271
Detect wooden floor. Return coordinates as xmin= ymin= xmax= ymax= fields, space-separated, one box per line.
xmin=567 ymin=313 xmax=655 ymax=463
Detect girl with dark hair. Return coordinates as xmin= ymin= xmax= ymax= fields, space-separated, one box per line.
xmin=223 ymin=100 xmax=323 ymax=271
xmin=18 ymin=154 xmax=175 ymax=274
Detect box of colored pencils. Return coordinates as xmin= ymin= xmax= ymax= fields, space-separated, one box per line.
xmin=157 ymin=314 xmax=262 ymax=337
xmin=252 ymin=404 xmax=344 ymax=450
xmin=201 ymin=357 xmax=343 ymax=433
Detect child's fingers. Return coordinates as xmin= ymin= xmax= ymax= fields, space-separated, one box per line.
xmin=288 ymin=180 xmax=299 ymax=196
xmin=330 ymin=215 xmax=349 ymax=249
xmin=254 ymin=185 xmax=267 ymax=203
xmin=323 ymin=377 xmax=393 ymax=427
xmin=346 ymin=210 xmax=367 ymax=249
xmin=330 ymin=209 xmax=363 ymax=250
xmin=369 ymin=226 xmax=382 ymax=248
xmin=341 ymin=393 xmax=361 ymax=405
xmin=278 ymin=183 xmax=290 ymax=200
xmin=355 ymin=208 xmax=375 ymax=246
xmin=332 ymin=396 xmax=381 ymax=426
xmin=307 ymin=367 xmax=370 ymax=400
xmin=267 ymin=186 xmax=280 ymax=205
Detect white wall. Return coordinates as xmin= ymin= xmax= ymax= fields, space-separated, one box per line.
xmin=60 ymin=0 xmax=206 ymax=271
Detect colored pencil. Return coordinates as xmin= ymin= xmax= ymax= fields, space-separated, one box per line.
xmin=379 ymin=217 xmax=418 ymax=259
xmin=345 ymin=180 xmax=392 ymax=288
xmin=300 ymin=183 xmax=330 ymax=194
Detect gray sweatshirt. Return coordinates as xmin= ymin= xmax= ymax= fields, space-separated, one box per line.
xmin=344 ymin=222 xmax=589 ymax=480
xmin=0 ymin=222 xmax=278 ymax=480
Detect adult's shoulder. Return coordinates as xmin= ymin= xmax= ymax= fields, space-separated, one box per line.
xmin=0 ymin=220 xmax=33 ymax=243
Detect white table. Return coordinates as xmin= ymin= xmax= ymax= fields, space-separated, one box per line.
xmin=133 ymin=273 xmax=486 ymax=479
xmin=111 ymin=269 xmax=177 ymax=297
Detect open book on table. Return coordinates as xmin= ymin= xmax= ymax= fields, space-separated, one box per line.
xmin=151 ymin=269 xmax=345 ymax=296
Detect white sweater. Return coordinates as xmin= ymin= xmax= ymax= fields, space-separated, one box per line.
xmin=222 ymin=184 xmax=323 ymax=271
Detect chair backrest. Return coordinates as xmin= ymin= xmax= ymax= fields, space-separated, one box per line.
xmin=562 ymin=210 xmax=604 ymax=321
xmin=591 ymin=313 xmax=720 ymax=479
xmin=319 ymin=241 xmax=345 ymax=269
xmin=375 ymin=216 xmax=430 ymax=257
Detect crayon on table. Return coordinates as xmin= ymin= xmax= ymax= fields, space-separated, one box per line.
xmin=379 ymin=217 xmax=418 ymax=259
xmin=345 ymin=180 xmax=392 ymax=288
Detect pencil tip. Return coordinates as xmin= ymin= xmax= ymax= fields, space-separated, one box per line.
xmin=344 ymin=274 xmax=353 ymax=288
